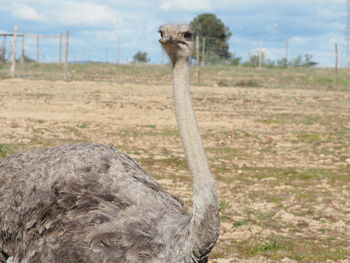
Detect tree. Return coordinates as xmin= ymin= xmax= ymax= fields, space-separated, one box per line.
xmin=18 ymin=55 xmax=35 ymax=63
xmin=290 ymin=55 xmax=303 ymax=67
xmin=290 ymin=54 xmax=317 ymax=67
xmin=303 ymin=54 xmax=318 ymax=67
xmin=229 ymin=52 xmax=241 ymax=66
xmin=133 ymin=51 xmax=149 ymax=63
xmin=276 ymin=58 xmax=288 ymax=67
xmin=243 ymin=55 xmax=259 ymax=67
xmin=190 ymin=13 xmax=232 ymax=63
xmin=242 ymin=49 xmax=265 ymax=67
xmin=0 ymin=42 xmax=11 ymax=64
xmin=0 ymin=47 xmax=5 ymax=64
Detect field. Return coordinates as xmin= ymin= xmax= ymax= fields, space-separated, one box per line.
xmin=0 ymin=64 xmax=349 ymax=262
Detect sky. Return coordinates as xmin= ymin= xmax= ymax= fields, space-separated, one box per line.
xmin=0 ymin=0 xmax=348 ymax=67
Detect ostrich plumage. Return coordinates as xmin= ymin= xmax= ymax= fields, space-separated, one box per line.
xmin=0 ymin=24 xmax=220 ymax=263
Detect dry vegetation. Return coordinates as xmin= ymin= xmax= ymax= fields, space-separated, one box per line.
xmin=0 ymin=64 xmax=349 ymax=262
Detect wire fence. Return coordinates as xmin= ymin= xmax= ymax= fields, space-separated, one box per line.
xmin=1 ymin=26 xmax=349 ymax=81
xmin=195 ymin=36 xmax=349 ymax=68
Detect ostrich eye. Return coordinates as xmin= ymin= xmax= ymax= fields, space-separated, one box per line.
xmin=183 ymin=32 xmax=192 ymax=39
xmin=159 ymin=31 xmax=164 ymax=38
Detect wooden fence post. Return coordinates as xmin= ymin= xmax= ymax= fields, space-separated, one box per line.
xmin=36 ymin=34 xmax=40 ymax=63
xmin=59 ymin=32 xmax=62 ymax=64
xmin=285 ymin=40 xmax=289 ymax=67
xmin=202 ymin=37 xmax=206 ymax=66
xmin=258 ymin=40 xmax=263 ymax=68
xmin=64 ymin=30 xmax=70 ymax=81
xmin=1 ymin=36 xmax=5 ymax=62
xmin=335 ymin=43 xmax=339 ymax=75
xmin=116 ymin=37 xmax=120 ymax=64
xmin=334 ymin=43 xmax=339 ymax=87
xmin=10 ymin=26 xmax=18 ymax=78
xmin=20 ymin=33 xmax=25 ymax=63
xmin=196 ymin=35 xmax=200 ymax=83
xmin=160 ymin=47 xmax=164 ymax=65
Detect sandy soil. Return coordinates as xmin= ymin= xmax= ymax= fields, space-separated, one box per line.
xmin=0 ymin=78 xmax=349 ymax=262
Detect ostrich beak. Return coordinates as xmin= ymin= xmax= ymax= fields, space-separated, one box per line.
xmin=159 ymin=36 xmax=175 ymax=45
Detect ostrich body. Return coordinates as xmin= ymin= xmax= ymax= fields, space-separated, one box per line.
xmin=0 ymin=25 xmax=220 ymax=263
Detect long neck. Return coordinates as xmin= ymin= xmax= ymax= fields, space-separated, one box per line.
xmin=172 ymin=58 xmax=220 ymax=259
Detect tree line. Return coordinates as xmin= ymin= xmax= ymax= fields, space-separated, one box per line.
xmin=232 ymin=53 xmax=318 ymax=67
xmin=134 ymin=13 xmax=317 ymax=67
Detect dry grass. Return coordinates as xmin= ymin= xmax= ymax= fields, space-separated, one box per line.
xmin=0 ymin=62 xmax=349 ymax=90
xmin=0 ymin=64 xmax=349 ymax=262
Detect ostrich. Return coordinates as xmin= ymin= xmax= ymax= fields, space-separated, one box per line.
xmin=0 ymin=24 xmax=220 ymax=263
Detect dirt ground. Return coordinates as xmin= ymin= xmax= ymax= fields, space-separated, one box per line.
xmin=0 ymin=77 xmax=349 ymax=262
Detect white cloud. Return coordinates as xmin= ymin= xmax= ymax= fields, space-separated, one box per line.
xmin=12 ymin=4 xmax=45 ymax=22
xmin=46 ymin=2 xmax=119 ymax=26
xmin=1 ymin=0 xmax=347 ymax=66
xmin=290 ymin=36 xmax=312 ymax=46
xmin=317 ymin=9 xmax=345 ymax=20
xmin=78 ymin=30 xmax=119 ymax=43
xmin=160 ymin=0 xmax=212 ymax=11
xmin=10 ymin=1 xmax=120 ymax=27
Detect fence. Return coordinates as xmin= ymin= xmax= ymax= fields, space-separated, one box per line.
xmin=1 ymin=26 xmax=348 ymax=82
xmin=190 ymin=36 xmax=347 ymax=83
xmin=193 ymin=36 xmax=348 ymax=67
xmin=0 ymin=26 xmax=70 ymax=79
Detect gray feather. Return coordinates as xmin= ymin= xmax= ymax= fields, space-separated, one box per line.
xmin=0 ymin=143 xmax=194 ymax=263
xmin=0 ymin=23 xmax=220 ymax=263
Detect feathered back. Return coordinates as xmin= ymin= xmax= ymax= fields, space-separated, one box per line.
xmin=0 ymin=143 xmax=193 ymax=262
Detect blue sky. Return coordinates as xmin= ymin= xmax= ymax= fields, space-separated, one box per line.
xmin=0 ymin=0 xmax=348 ymax=67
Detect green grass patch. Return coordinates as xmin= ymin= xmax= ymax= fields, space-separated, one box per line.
xmin=237 ymin=236 xmax=293 ymax=259
xmin=236 ymin=236 xmax=350 ymax=261
xmin=244 ymin=208 xmax=276 ymax=222
xmin=2 ymin=63 xmax=349 ymax=89
xmin=241 ymin=166 xmax=349 ymax=183
xmin=139 ymin=156 xmax=187 ymax=170
xmin=144 ymin=125 xmax=156 ymax=129
xmin=121 ymin=128 xmax=178 ymax=137
xmin=235 ymin=79 xmax=261 ymax=87
xmin=233 ymin=220 xmax=250 ymax=227
xmin=208 ymin=147 xmax=240 ymax=154
xmin=262 ymin=119 xmax=287 ymax=125
xmin=333 ymin=127 xmax=350 ymax=140
xmin=219 ymin=200 xmax=231 ymax=211
xmin=77 ymin=122 xmax=90 ymax=129
xmin=220 ymin=215 xmax=230 ymax=222
xmin=303 ymin=117 xmax=322 ymax=125
xmin=297 ymin=132 xmax=322 ymax=143
xmin=0 ymin=143 xmax=24 ymax=159
xmin=216 ymin=174 xmax=235 ymax=183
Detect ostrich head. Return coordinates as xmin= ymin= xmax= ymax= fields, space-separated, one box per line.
xmin=159 ymin=24 xmax=194 ymax=64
